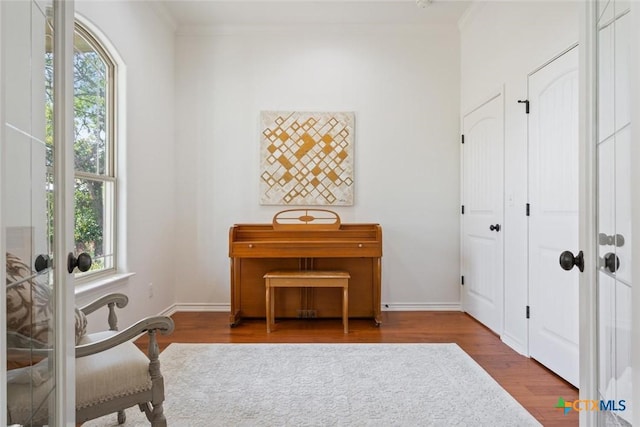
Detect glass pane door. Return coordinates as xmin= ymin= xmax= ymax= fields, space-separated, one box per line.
xmin=596 ymin=0 xmax=633 ymax=424
xmin=4 ymin=0 xmax=57 ymax=424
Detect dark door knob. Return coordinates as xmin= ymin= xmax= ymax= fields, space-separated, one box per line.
xmin=34 ymin=254 xmax=52 ymax=273
xmin=67 ymin=252 xmax=92 ymax=274
xmin=489 ymin=224 xmax=501 ymax=232
xmin=603 ymin=252 xmax=620 ymax=273
xmin=559 ymin=250 xmax=584 ymax=272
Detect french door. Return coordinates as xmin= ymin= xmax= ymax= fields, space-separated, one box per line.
xmin=2 ymin=0 xmax=76 ymax=425
xmin=581 ymin=0 xmax=635 ymax=425
xmin=595 ymin=0 xmax=633 ymax=424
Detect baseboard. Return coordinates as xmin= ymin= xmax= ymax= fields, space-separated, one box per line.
xmin=501 ymin=333 xmax=528 ymax=357
xmin=161 ymin=302 xmax=461 ymax=315
xmin=162 ymin=303 xmax=231 ymax=316
xmin=381 ymin=303 xmax=462 ymax=311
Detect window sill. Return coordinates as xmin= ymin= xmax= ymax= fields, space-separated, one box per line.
xmin=75 ymin=272 xmax=136 ymax=303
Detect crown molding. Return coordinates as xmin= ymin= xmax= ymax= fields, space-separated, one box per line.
xmin=176 ymin=22 xmax=453 ymax=37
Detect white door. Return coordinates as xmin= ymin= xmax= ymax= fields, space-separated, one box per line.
xmin=594 ymin=1 xmax=633 ymax=424
xmin=461 ymin=94 xmax=504 ymax=334
xmin=2 ymin=1 xmax=76 ymax=424
xmin=528 ymin=47 xmax=580 ymax=387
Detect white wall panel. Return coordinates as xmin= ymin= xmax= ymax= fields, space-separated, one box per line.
xmin=175 ymin=24 xmax=461 ymax=307
xmin=75 ymin=0 xmax=177 ymax=329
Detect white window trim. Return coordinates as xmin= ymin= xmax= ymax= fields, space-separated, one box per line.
xmin=73 ymin=14 xmax=128 ymax=291
xmin=72 ymin=20 xmax=117 ymax=279
xmin=75 ymin=272 xmax=135 ymax=304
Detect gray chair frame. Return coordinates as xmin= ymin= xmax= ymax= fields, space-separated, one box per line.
xmin=7 ymin=293 xmax=174 ymax=426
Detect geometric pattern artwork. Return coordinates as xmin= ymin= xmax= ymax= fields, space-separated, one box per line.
xmin=260 ymin=111 xmax=354 ymax=205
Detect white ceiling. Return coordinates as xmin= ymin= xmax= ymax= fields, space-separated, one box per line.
xmin=157 ymin=0 xmax=471 ymax=28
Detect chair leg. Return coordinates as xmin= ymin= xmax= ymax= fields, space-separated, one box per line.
xmin=139 ymin=401 xmax=167 ymax=426
xmin=117 ymin=410 xmax=126 ymax=424
xmin=150 ymin=404 xmax=167 ymax=427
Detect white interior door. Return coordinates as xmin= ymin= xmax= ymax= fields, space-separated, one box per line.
xmin=595 ymin=1 xmax=633 ymax=424
xmin=461 ymin=94 xmax=504 ymax=335
xmin=528 ymin=47 xmax=580 ymax=387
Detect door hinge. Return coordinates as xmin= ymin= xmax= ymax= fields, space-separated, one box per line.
xmin=526 ymin=203 xmax=530 ymax=216
xmin=461 ymin=134 xmax=465 ymax=144
xmin=518 ymin=99 xmax=530 ymax=114
xmin=461 ymin=276 xmax=464 ymax=286
xmin=461 ymin=205 xmax=465 ymax=215
xmin=526 ymin=305 xmax=530 ymax=319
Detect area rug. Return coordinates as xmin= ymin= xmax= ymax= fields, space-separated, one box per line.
xmin=84 ymin=343 xmax=540 ymax=426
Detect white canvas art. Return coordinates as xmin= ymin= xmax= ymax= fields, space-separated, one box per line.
xmin=260 ymin=111 xmax=354 ymax=205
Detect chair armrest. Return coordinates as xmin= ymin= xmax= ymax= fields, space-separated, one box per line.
xmin=76 ymin=315 xmax=174 ymax=358
xmin=80 ymin=293 xmax=129 ymax=316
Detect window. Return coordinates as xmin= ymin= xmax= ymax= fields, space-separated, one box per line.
xmin=45 ymin=21 xmax=117 ymax=279
xmin=71 ymin=23 xmax=117 ymax=278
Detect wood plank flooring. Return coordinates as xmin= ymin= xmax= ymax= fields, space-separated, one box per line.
xmin=136 ymin=311 xmax=578 ymax=426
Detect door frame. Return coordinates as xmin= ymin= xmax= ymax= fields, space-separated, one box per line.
xmin=0 ymin=2 xmax=6 ymax=423
xmin=53 ymin=0 xmax=77 ymax=423
xmin=578 ymin=1 xmax=598 ymax=424
xmin=629 ymin=3 xmax=640 ymax=426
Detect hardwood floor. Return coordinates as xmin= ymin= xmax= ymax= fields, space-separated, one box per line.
xmin=136 ymin=311 xmax=578 ymax=426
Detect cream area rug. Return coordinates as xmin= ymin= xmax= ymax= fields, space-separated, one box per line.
xmin=85 ymin=343 xmax=541 ymax=426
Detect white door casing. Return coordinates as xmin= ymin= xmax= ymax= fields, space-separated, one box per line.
xmin=528 ymin=46 xmax=580 ymax=387
xmin=630 ymin=4 xmax=640 ymax=426
xmin=461 ymin=93 xmax=504 ymax=335
xmin=54 ymin=0 xmax=78 ymax=423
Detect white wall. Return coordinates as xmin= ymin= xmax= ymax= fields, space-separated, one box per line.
xmin=174 ymin=24 xmax=461 ymax=310
xmin=75 ymin=0 xmax=176 ymax=329
xmin=460 ymin=1 xmax=579 ymax=353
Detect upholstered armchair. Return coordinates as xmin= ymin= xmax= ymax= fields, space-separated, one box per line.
xmin=6 ymin=253 xmax=175 ymax=426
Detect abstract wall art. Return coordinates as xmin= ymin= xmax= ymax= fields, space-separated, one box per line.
xmin=260 ymin=111 xmax=354 ymax=205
